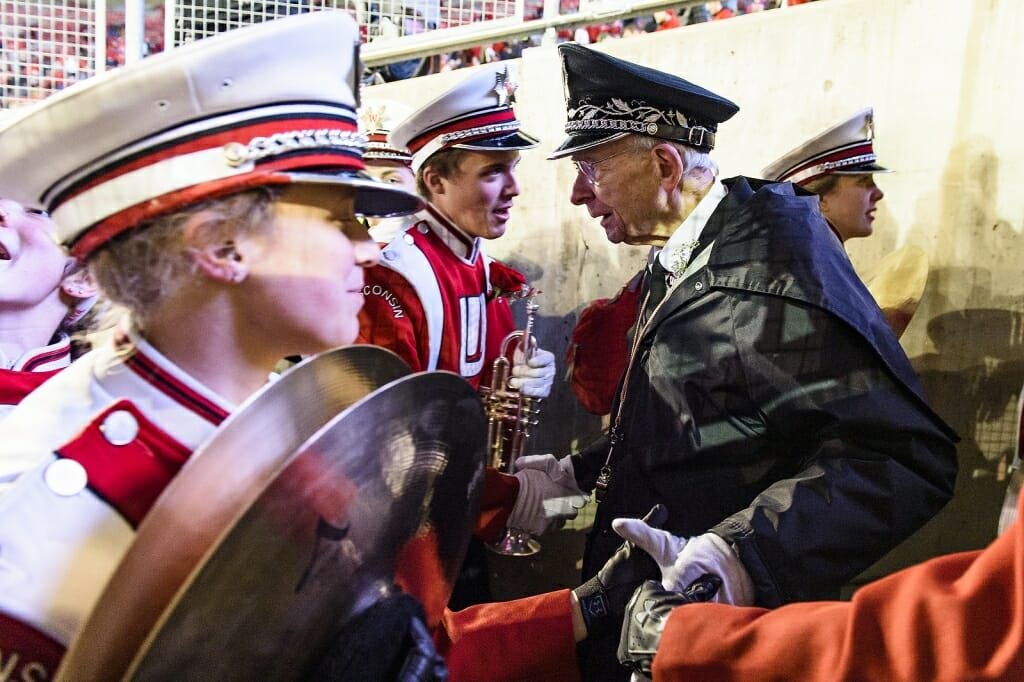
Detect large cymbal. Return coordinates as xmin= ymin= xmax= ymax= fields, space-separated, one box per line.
xmin=58 ymin=345 xmax=411 ymax=681
xmin=125 ymin=370 xmax=485 ymax=679
xmin=864 ymin=245 xmax=930 ymax=338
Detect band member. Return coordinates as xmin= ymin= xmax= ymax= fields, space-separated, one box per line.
xmin=357 ymin=64 xmax=582 ymax=604
xmin=0 ymin=12 xmax=424 ymax=678
xmin=763 ymin=109 xmax=927 ymax=337
xmin=1 ymin=199 xmax=98 ymax=418
xmin=523 ymin=44 xmax=959 ymax=680
xmin=762 ymin=108 xmax=891 ymax=243
xmin=358 ymin=99 xmax=417 ymax=238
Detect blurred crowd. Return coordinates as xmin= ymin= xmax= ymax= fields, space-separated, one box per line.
xmin=3 ymin=0 xmax=822 ymax=107
xmin=1 ymin=2 xmax=164 ymax=109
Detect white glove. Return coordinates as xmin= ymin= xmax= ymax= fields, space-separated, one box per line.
xmin=509 ymin=347 xmax=556 ymax=399
xmin=507 ymin=454 xmax=589 ymax=536
xmin=612 ymin=518 xmax=755 ymax=606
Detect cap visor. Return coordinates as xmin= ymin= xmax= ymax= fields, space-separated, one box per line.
xmin=832 ymin=162 xmax=892 ymax=175
xmin=547 ymin=132 xmax=629 ymax=160
xmin=286 ymin=170 xmax=424 ymax=218
xmin=453 ymin=129 xmax=541 ymax=153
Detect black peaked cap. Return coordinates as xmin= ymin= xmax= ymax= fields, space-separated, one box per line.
xmin=550 ymin=43 xmax=739 ymax=158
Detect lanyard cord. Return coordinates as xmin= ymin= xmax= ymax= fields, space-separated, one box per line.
xmin=595 ymin=278 xmax=675 ymax=501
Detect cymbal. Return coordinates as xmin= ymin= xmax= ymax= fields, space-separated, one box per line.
xmin=126 ymin=370 xmax=485 ymax=679
xmin=864 ymin=246 xmax=930 ymax=338
xmin=58 ymin=345 xmax=412 ymax=681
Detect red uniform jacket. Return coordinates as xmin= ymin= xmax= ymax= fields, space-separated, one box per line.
xmin=651 ymin=491 xmax=1024 ymax=681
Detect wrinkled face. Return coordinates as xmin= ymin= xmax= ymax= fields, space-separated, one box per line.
xmin=0 ymin=198 xmax=69 ymax=312
xmin=240 ymin=186 xmax=380 ymax=353
xmin=365 ymin=159 xmax=416 ymax=192
xmin=819 ymin=174 xmax=885 ymax=242
xmin=568 ymin=139 xmax=661 ymax=246
xmin=429 ymin=150 xmax=521 ymax=240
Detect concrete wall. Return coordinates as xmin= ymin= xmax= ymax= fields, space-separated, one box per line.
xmin=367 ymin=0 xmax=1024 ymax=592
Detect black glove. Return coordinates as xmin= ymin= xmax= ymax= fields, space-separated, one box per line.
xmin=571 ymin=504 xmax=668 ymax=638
xmin=617 ymin=575 xmax=722 ymax=675
xmin=310 ymin=588 xmax=448 ymax=681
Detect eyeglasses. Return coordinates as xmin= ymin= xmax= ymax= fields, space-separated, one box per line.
xmin=572 ymin=147 xmax=636 ymax=186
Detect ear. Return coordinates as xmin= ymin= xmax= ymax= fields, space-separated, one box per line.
xmin=59 ymin=261 xmax=99 ymax=301
xmin=651 ymin=143 xmax=685 ymax=192
xmin=421 ymin=164 xmax=447 ymax=197
xmin=182 ymin=210 xmax=249 ymax=284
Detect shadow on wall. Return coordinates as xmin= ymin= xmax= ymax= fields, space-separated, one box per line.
xmin=851 ymin=138 xmax=1022 ymax=589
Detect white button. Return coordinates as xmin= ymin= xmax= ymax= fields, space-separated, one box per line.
xmin=101 ymin=410 xmax=139 ymax=446
xmin=694 ymin=281 xmax=704 ymax=291
xmin=405 ymin=232 xmax=417 ymax=243
xmin=45 ymin=459 xmax=88 ymax=496
xmin=383 ymin=250 xmax=398 ymax=261
xmin=417 ymin=224 xmax=429 ymax=234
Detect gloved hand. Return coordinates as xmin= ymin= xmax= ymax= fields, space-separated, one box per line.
xmin=572 ymin=505 xmax=668 ymax=638
xmin=618 ymin=577 xmax=723 ymax=676
xmin=310 ymin=588 xmax=448 ymax=681
xmin=612 ymin=518 xmax=755 ymax=606
xmin=507 ymin=454 xmax=589 ymax=537
xmin=509 ymin=346 xmax=556 ymax=398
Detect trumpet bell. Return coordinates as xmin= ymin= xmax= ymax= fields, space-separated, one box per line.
xmin=488 ymin=528 xmax=541 ymax=557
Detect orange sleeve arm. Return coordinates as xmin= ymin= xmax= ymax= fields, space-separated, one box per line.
xmin=652 ymin=504 xmax=1024 ymax=681
xmin=436 ymin=589 xmax=579 ymax=682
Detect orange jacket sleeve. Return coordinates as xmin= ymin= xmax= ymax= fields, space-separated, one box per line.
xmin=651 ymin=495 xmax=1024 ymax=681
xmin=436 ymin=589 xmax=579 ymax=682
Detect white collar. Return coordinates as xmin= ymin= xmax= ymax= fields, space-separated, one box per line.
xmin=657 ymin=178 xmax=727 ymax=279
xmin=112 ymin=321 xmax=236 ymax=425
xmin=423 ymin=203 xmax=481 ymax=262
xmin=0 ymin=333 xmax=72 ymax=372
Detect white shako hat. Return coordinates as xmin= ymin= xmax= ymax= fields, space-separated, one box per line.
xmin=762 ymin=107 xmax=893 ymax=185
xmin=359 ymin=100 xmax=414 ymax=164
xmin=389 ymin=62 xmax=540 ymax=174
xmin=0 ymin=10 xmax=423 ymax=260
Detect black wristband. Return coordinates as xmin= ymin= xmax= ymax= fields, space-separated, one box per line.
xmin=573 ymin=575 xmax=613 ymax=637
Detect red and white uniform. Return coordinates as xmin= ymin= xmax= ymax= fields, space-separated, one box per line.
xmin=0 ymin=334 xmax=72 ymax=421
xmin=359 ymin=204 xmax=517 ymax=389
xmin=0 ymin=326 xmax=232 ymax=677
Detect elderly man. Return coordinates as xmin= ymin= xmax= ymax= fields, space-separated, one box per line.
xmin=522 ymin=44 xmax=959 ymax=681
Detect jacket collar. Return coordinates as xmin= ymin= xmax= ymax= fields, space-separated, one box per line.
xmin=0 ymin=334 xmax=72 ymax=372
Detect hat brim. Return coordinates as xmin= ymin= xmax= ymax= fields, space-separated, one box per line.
xmin=453 ymin=129 xmax=541 ymax=153
xmin=547 ymin=132 xmax=630 ymax=160
xmin=831 ymin=162 xmax=892 ymax=175
xmin=286 ymin=170 xmax=423 ymax=218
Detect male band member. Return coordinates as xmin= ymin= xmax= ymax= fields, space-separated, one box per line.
xmin=357 ymin=64 xmax=584 ymax=579
xmin=523 ymin=44 xmax=958 ymax=680
xmin=0 ymin=12 xmax=431 ymax=678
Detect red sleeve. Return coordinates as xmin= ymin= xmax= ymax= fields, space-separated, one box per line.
xmin=358 ymin=265 xmax=430 ymax=372
xmin=436 ymin=590 xmax=579 ymax=682
xmin=474 ymin=467 xmax=518 ymax=543
xmin=652 ymin=498 xmax=1024 ymax=681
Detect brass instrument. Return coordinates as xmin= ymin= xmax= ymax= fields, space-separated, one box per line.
xmin=483 ymin=294 xmax=542 ymax=556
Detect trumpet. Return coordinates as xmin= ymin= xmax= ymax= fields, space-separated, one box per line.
xmin=482 ymin=294 xmax=542 ymax=556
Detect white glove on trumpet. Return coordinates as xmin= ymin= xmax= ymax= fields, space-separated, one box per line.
xmin=507 ymin=454 xmax=590 ymax=537
xmin=612 ymin=517 xmax=755 ymax=606
xmin=509 ymin=347 xmax=556 ymax=399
